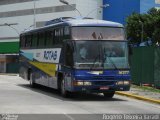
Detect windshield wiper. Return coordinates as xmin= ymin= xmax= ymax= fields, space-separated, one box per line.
xmin=103 ymin=48 xmax=118 ymax=70
xmin=108 ymin=56 xmax=118 ymax=70
xmin=90 ymin=54 xmax=100 ymax=71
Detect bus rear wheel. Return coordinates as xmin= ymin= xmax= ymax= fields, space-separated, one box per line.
xmin=103 ymin=91 xmax=115 ymax=98
xmin=29 ymin=73 xmax=36 ymax=88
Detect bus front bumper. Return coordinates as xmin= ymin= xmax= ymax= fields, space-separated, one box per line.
xmin=70 ymin=85 xmax=130 ymax=93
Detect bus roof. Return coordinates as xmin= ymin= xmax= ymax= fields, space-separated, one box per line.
xmin=21 ymin=18 xmax=123 ymax=35
xmin=65 ymin=19 xmax=123 ymax=27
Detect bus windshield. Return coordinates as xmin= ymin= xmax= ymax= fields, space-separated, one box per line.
xmin=72 ymin=27 xmax=125 ymax=40
xmin=74 ymin=41 xmax=129 ymax=69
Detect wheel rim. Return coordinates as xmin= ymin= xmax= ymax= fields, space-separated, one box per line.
xmin=61 ymin=80 xmax=65 ymax=95
xmin=30 ymin=74 xmax=33 ymax=85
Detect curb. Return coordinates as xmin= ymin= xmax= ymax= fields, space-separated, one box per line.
xmin=0 ymin=73 xmax=18 ymax=76
xmin=115 ymin=91 xmax=160 ymax=105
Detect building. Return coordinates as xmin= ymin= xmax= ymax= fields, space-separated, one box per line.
xmin=103 ymin=0 xmax=160 ymax=24
xmin=0 ymin=0 xmax=102 ymax=73
xmin=1 ymin=0 xmax=159 ymax=73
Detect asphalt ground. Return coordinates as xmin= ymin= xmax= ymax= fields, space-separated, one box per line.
xmin=0 ymin=75 xmax=160 ymax=120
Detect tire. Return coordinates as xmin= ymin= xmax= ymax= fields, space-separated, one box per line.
xmin=29 ymin=73 xmax=36 ymax=88
xmin=103 ymin=91 xmax=115 ymax=98
xmin=61 ymin=79 xmax=70 ymax=98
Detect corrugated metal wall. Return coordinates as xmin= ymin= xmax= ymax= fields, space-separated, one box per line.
xmin=131 ymin=46 xmax=160 ymax=87
xmin=154 ymin=47 xmax=160 ymax=88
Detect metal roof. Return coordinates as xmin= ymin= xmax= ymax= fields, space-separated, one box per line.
xmin=65 ymin=19 xmax=123 ymax=27
xmin=21 ymin=18 xmax=123 ymax=35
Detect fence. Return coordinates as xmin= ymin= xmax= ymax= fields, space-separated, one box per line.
xmin=130 ymin=46 xmax=160 ymax=88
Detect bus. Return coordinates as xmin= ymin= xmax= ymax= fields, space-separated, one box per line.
xmin=19 ymin=17 xmax=131 ymax=98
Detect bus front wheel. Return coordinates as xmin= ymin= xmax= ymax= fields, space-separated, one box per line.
xmin=103 ymin=91 xmax=115 ymax=98
xmin=61 ymin=79 xmax=70 ymax=97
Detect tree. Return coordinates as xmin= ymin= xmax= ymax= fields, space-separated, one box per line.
xmin=126 ymin=8 xmax=160 ymax=44
xmin=126 ymin=13 xmax=142 ymax=44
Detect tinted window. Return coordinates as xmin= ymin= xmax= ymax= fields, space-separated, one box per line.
xmin=32 ymin=33 xmax=38 ymax=47
xmin=46 ymin=31 xmax=53 ymax=47
xmin=25 ymin=35 xmax=32 ymax=47
xmin=54 ymin=28 xmax=64 ymax=45
xmin=72 ymin=27 xmax=125 ymax=40
xmin=64 ymin=26 xmax=70 ymax=40
xmin=20 ymin=35 xmax=25 ymax=48
xmin=38 ymin=32 xmax=45 ymax=47
xmin=55 ymin=28 xmax=60 ymax=44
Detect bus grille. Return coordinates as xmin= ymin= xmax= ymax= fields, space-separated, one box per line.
xmin=93 ymin=81 xmax=115 ymax=86
xmin=93 ymin=76 xmax=115 ymax=80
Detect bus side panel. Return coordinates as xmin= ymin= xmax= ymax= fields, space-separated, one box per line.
xmin=19 ymin=48 xmax=61 ymax=89
xmin=19 ymin=53 xmax=31 ymax=80
xmin=48 ymin=76 xmax=58 ymax=89
xmin=19 ymin=64 xmax=29 ymax=80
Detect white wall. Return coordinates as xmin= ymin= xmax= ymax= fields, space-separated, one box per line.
xmin=0 ymin=0 xmax=102 ymax=41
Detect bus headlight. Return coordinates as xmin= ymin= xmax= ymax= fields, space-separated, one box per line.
xmin=84 ymin=82 xmax=92 ymax=86
xmin=116 ymin=81 xmax=130 ymax=85
xmin=73 ymin=81 xmax=83 ymax=86
xmin=73 ymin=81 xmax=92 ymax=86
xmin=124 ymin=81 xmax=130 ymax=85
xmin=116 ymin=81 xmax=124 ymax=85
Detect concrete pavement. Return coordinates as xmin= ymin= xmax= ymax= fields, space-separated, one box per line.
xmin=0 ymin=75 xmax=159 ymax=116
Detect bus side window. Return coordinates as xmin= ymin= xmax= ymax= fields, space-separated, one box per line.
xmin=60 ymin=27 xmax=64 ymax=43
xmin=52 ymin=29 xmax=55 ymax=46
xmin=55 ymin=27 xmax=64 ymax=45
xmin=32 ymin=33 xmax=38 ymax=48
xmin=64 ymin=26 xmax=70 ymax=40
xmin=25 ymin=35 xmax=32 ymax=48
xmin=46 ymin=31 xmax=53 ymax=47
xmin=55 ymin=28 xmax=60 ymax=45
xmin=38 ymin=32 xmax=45 ymax=47
xmin=20 ymin=35 xmax=25 ymax=48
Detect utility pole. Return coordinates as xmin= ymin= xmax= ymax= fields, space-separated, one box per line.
xmin=33 ymin=0 xmax=36 ymax=28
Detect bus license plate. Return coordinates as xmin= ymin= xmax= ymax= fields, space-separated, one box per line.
xmin=100 ymin=86 xmax=109 ymax=90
